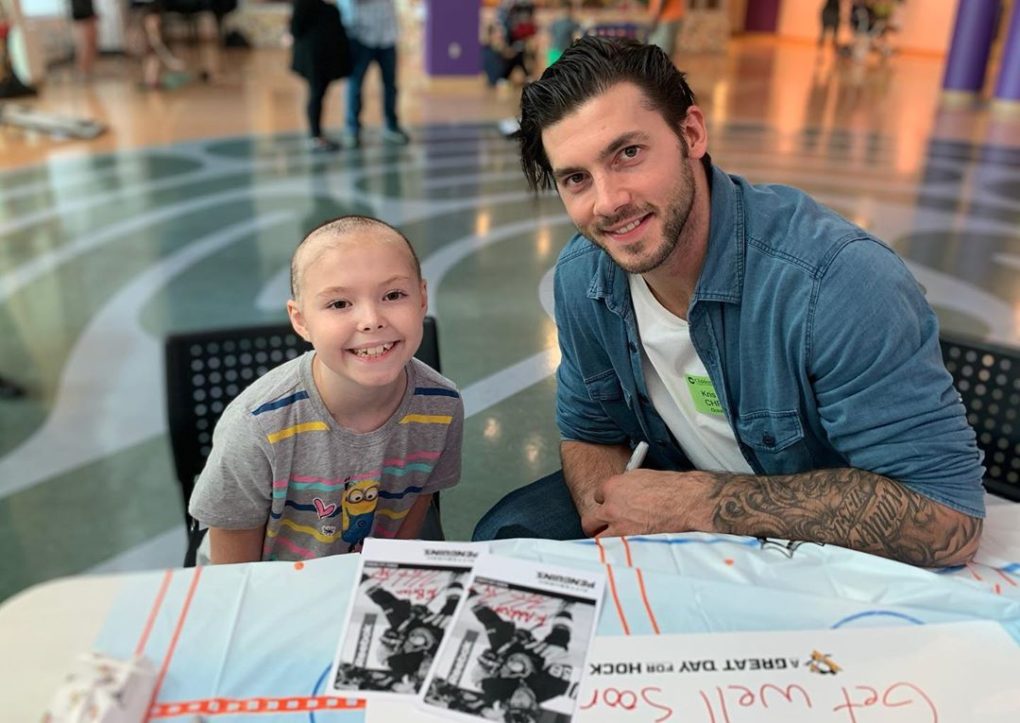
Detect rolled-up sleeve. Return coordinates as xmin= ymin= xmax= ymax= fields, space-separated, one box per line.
xmin=809 ymin=239 xmax=985 ymax=517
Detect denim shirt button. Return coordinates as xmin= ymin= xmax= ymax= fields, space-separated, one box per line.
xmin=762 ymin=433 xmax=776 ymax=448
xmin=628 ymin=342 xmax=638 ymax=352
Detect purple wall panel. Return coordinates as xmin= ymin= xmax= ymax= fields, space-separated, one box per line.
xmin=745 ymin=0 xmax=782 ymax=33
xmin=424 ymin=0 xmax=482 ymax=76
xmin=942 ymin=0 xmax=1000 ymax=93
xmin=993 ymin=1 xmax=1020 ymax=102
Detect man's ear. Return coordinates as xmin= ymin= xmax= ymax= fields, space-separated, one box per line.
xmin=287 ymin=299 xmax=311 ymax=342
xmin=681 ymin=105 xmax=709 ymax=160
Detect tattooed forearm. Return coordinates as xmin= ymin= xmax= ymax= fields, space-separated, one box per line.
xmin=705 ymin=468 xmax=982 ymax=567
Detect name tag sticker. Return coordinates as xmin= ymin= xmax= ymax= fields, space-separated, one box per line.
xmin=685 ymin=374 xmax=724 ymax=415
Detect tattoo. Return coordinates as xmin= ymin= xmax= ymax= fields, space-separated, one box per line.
xmin=707 ymin=469 xmax=983 ymax=567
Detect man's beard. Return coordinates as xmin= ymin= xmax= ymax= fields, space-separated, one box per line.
xmin=580 ymin=158 xmax=695 ymax=275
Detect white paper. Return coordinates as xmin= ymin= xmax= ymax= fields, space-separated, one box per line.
xmin=326 ymin=539 xmax=485 ymax=701
xmin=44 ymin=652 xmax=156 ymax=723
xmin=419 ymin=553 xmax=606 ymax=723
xmin=576 ymin=620 xmax=1020 ymax=721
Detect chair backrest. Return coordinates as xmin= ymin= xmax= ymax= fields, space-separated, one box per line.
xmin=939 ymin=332 xmax=1020 ymax=502
xmin=164 ymin=316 xmax=441 ymax=523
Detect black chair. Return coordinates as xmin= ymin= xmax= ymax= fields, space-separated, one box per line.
xmin=165 ymin=316 xmax=442 ymax=565
xmin=940 ymin=332 xmax=1020 ymax=502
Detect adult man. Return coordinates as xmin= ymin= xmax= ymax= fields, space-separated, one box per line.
xmin=338 ymin=0 xmax=409 ymax=147
xmin=473 ymin=37 xmax=984 ymax=567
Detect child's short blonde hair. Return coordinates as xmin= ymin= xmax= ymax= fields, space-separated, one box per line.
xmin=290 ymin=215 xmax=422 ymax=301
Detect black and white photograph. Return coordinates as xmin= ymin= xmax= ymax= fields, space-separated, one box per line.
xmin=328 ymin=539 xmax=482 ymax=700
xmin=420 ymin=555 xmax=604 ymax=723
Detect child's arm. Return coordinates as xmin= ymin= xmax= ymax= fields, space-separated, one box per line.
xmin=395 ymin=494 xmax=434 ymax=539
xmin=190 ymin=399 xmax=274 ymax=564
xmin=209 ymin=525 xmax=266 ymax=564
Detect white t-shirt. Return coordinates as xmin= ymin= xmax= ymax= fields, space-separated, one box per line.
xmin=628 ymin=273 xmax=754 ymax=474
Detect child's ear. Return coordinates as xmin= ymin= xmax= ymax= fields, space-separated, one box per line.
xmin=419 ymin=279 xmax=429 ymax=314
xmin=287 ymin=299 xmax=311 ymax=342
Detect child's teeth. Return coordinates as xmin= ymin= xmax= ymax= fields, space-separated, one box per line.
xmin=355 ymin=342 xmax=395 ymax=358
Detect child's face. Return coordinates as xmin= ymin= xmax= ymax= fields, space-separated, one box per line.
xmin=288 ymin=231 xmax=427 ymax=393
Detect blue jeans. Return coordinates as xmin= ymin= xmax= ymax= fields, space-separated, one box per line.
xmin=345 ymin=39 xmax=399 ymax=133
xmin=471 ymin=470 xmax=586 ymax=541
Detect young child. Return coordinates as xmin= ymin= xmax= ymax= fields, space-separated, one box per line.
xmin=189 ymin=216 xmax=464 ymax=563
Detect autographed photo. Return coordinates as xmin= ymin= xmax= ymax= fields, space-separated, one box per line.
xmin=329 ymin=558 xmax=470 ymax=698
xmin=422 ymin=576 xmax=599 ymax=723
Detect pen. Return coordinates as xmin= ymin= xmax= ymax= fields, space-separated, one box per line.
xmin=625 ymin=441 xmax=649 ymax=472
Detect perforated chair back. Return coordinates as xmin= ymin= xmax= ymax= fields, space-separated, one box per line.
xmin=939 ymin=332 xmax=1020 ymax=502
xmin=164 ymin=316 xmax=443 ymax=563
xmin=165 ymin=323 xmax=312 ymax=519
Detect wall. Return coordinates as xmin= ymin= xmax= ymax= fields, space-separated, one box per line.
xmin=776 ymin=0 xmax=960 ymax=54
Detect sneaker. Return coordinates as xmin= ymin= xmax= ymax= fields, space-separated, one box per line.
xmin=341 ymin=129 xmax=361 ymax=149
xmin=381 ymin=127 xmax=410 ymax=145
xmin=497 ymin=117 xmax=520 ymax=138
xmin=311 ymin=137 xmax=340 ymax=153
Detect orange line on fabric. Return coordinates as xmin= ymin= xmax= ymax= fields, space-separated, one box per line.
xmin=965 ymin=563 xmax=983 ymax=581
xmin=146 ymin=566 xmax=204 ymax=722
xmin=594 ymin=536 xmax=607 ymax=564
xmin=995 ymin=568 xmax=1017 ymax=587
xmin=149 ymin=696 xmax=364 ymax=718
xmin=634 ymin=567 xmax=661 ymax=635
xmin=603 ymin=562 xmax=630 ymax=635
xmin=135 ymin=569 xmax=173 ymax=657
xmin=621 ymin=536 xmax=634 ymax=567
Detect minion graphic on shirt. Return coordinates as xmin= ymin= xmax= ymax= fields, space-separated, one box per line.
xmin=342 ymin=478 xmax=380 ymax=550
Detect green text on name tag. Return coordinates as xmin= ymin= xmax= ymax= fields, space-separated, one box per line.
xmin=685 ymin=374 xmax=723 ymax=415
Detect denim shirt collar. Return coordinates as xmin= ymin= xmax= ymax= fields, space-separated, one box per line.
xmin=586 ymin=162 xmax=746 ymax=316
xmin=692 ymin=164 xmax=745 ymax=307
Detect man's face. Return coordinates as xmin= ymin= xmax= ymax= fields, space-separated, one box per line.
xmin=542 ymin=82 xmax=698 ymax=274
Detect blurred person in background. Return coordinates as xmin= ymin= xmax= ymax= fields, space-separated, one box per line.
xmin=818 ymin=0 xmax=841 ymax=50
xmin=339 ymin=0 xmax=409 ymax=147
xmin=547 ymin=0 xmax=579 ymax=66
xmin=69 ymin=0 xmax=98 ymax=78
xmin=290 ymin=0 xmax=351 ymax=152
xmin=129 ymin=0 xmax=185 ymax=89
xmin=647 ymin=0 xmax=684 ymax=59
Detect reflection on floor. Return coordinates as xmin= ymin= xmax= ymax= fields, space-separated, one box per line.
xmin=1 ymin=39 xmax=1018 ymax=602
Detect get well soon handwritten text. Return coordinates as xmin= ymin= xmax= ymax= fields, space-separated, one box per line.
xmin=580 ymin=659 xmax=940 ymax=722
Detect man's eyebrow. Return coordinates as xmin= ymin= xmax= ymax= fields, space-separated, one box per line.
xmin=552 ymin=131 xmax=650 ymax=182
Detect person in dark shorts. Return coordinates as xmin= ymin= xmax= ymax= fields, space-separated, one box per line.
xmin=819 ymin=0 xmax=841 ymax=49
xmin=69 ymin=0 xmax=98 ymax=78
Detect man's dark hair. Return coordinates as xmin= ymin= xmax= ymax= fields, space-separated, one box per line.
xmin=518 ymin=36 xmax=697 ymax=192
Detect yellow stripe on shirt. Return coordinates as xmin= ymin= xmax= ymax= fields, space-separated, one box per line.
xmin=398 ymin=414 xmax=452 ymax=425
xmin=269 ymin=518 xmax=340 ymax=543
xmin=267 ymin=421 xmax=329 ymax=443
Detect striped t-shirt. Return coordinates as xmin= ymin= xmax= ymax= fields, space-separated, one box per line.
xmin=189 ymin=352 xmax=463 ymax=561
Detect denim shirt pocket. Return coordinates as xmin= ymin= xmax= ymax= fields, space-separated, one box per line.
xmin=736 ymin=410 xmax=811 ymax=474
xmin=583 ymin=369 xmax=631 ymax=406
xmin=583 ymin=370 xmax=641 ymax=437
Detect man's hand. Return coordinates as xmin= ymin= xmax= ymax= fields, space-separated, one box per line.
xmin=582 ymin=469 xmax=714 ymax=538
xmin=560 ymin=439 xmax=631 ymax=526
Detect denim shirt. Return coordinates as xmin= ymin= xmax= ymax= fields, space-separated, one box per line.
xmin=553 ymin=165 xmax=985 ymax=518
